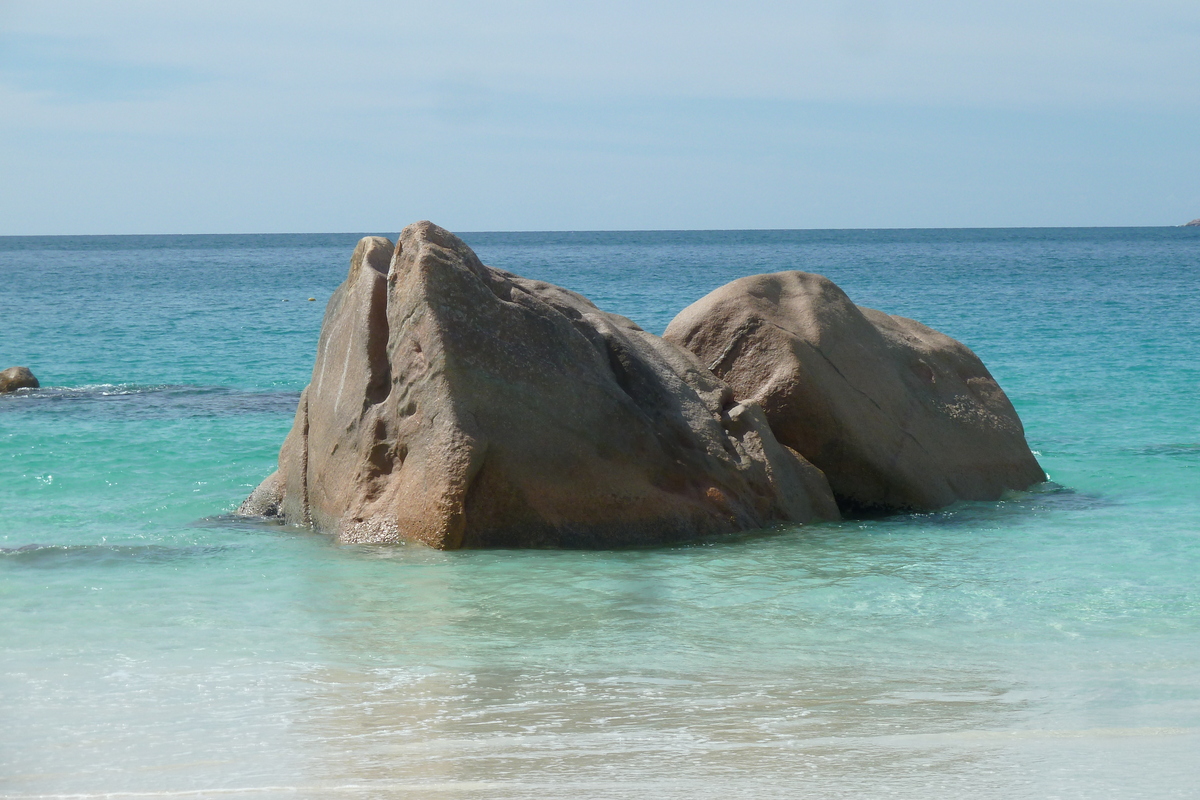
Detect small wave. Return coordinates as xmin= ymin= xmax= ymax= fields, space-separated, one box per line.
xmin=1130 ymin=442 xmax=1200 ymax=458
xmin=0 ymin=383 xmax=300 ymax=417
xmin=0 ymin=542 xmax=234 ymax=567
xmin=1 ymin=382 xmax=174 ymax=399
xmin=192 ymin=513 xmax=287 ymax=531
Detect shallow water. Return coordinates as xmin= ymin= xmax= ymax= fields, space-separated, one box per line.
xmin=2 ymin=228 xmax=1199 ymax=798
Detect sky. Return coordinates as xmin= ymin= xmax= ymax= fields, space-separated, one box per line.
xmin=1 ymin=0 xmax=1198 ymax=234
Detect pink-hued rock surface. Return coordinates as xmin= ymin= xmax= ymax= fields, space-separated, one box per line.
xmin=240 ymin=223 xmax=838 ymax=547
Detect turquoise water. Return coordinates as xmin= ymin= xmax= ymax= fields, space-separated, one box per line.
xmin=2 ymin=228 xmax=1198 ymax=798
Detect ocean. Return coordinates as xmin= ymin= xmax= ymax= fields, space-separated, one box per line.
xmin=2 ymin=228 xmax=1198 ymax=798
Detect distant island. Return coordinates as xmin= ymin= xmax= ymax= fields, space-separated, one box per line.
xmin=1185 ymin=219 xmax=1200 ymax=226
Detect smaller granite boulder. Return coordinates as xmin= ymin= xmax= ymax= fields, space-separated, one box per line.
xmin=237 ymin=470 xmax=284 ymax=517
xmin=665 ymin=271 xmax=1046 ymax=514
xmin=0 ymin=366 xmax=39 ymax=393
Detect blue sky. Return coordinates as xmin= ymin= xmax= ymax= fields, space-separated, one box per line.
xmin=1 ymin=0 xmax=1198 ymax=233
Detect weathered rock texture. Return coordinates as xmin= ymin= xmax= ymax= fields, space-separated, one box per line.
xmin=664 ymin=271 xmax=1045 ymax=514
xmin=241 ymin=223 xmax=838 ymax=547
xmin=0 ymin=366 xmax=39 ymax=393
xmin=1184 ymin=219 xmax=1200 ymax=227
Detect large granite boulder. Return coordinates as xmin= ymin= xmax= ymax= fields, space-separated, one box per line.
xmin=240 ymin=223 xmax=838 ymax=548
xmin=0 ymin=366 xmax=39 ymax=393
xmin=664 ymin=271 xmax=1045 ymax=514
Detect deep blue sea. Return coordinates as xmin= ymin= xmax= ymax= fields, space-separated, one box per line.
xmin=2 ymin=228 xmax=1198 ymax=798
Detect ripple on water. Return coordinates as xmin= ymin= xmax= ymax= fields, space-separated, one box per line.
xmin=0 ymin=542 xmax=236 ymax=567
xmin=1129 ymin=442 xmax=1200 ymax=458
xmin=0 ymin=383 xmax=300 ymax=418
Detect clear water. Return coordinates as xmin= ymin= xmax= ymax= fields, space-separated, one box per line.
xmin=2 ymin=228 xmax=1198 ymax=798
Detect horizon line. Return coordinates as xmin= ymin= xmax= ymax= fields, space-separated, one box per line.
xmin=2 ymin=223 xmax=1198 ymax=238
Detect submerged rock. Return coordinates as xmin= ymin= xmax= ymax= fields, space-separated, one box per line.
xmin=241 ymin=223 xmax=838 ymax=548
xmin=0 ymin=366 xmax=39 ymax=393
xmin=664 ymin=271 xmax=1045 ymax=514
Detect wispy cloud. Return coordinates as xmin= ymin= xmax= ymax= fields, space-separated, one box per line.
xmin=0 ymin=32 xmax=207 ymax=101
xmin=0 ymin=0 xmax=1198 ymax=233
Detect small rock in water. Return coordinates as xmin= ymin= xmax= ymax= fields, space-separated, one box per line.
xmin=237 ymin=471 xmax=284 ymax=517
xmin=307 ymin=297 xmax=316 ymax=301
xmin=0 ymin=366 xmax=39 ymax=393
xmin=1184 ymin=218 xmax=1200 ymax=227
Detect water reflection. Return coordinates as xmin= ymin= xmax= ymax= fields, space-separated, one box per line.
xmin=286 ymin=540 xmax=1027 ymax=796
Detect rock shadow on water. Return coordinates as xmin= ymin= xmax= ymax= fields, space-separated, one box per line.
xmin=215 ymin=484 xmax=1104 ymax=556
xmin=845 ymin=481 xmax=1110 ymax=533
